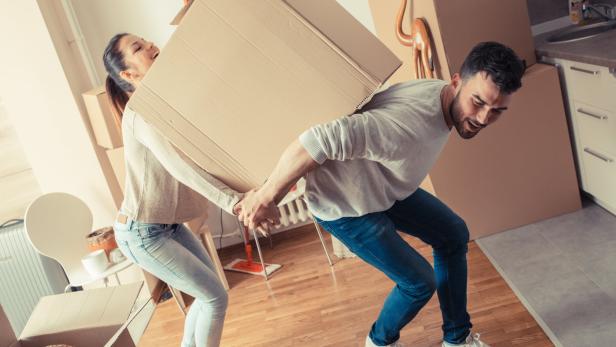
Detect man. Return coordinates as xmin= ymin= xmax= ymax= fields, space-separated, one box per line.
xmin=234 ymin=41 xmax=525 ymax=347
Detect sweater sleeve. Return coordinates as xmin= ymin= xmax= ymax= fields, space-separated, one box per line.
xmin=130 ymin=111 xmax=242 ymax=215
xmin=298 ymin=108 xmax=403 ymax=164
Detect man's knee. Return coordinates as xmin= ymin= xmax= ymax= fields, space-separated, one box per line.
xmin=398 ymin=271 xmax=437 ymax=300
xmin=441 ymin=217 xmax=470 ymax=253
xmin=452 ymin=218 xmax=470 ymax=245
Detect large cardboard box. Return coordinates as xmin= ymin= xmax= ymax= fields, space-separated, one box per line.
xmin=128 ymin=0 xmax=401 ymax=192
xmin=83 ymin=87 xmax=123 ymax=149
xmin=429 ymin=64 xmax=581 ymax=238
xmin=369 ymin=0 xmax=536 ymax=82
xmin=1 ymin=283 xmax=142 ymax=347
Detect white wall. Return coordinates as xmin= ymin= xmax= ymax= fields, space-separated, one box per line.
xmin=0 ymin=97 xmax=41 ymax=222
xmin=337 ymin=0 xmax=376 ymax=34
xmin=67 ymin=0 xmax=183 ymax=83
xmin=0 ymin=0 xmax=117 ymax=230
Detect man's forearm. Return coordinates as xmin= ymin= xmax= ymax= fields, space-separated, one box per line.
xmin=260 ymin=138 xmax=320 ymax=204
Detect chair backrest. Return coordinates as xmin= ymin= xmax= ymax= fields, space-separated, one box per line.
xmin=24 ymin=192 xmax=93 ymax=285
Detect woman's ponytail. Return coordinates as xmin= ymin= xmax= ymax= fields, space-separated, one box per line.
xmin=105 ymin=75 xmax=129 ymax=127
xmin=102 ymin=33 xmax=135 ymax=125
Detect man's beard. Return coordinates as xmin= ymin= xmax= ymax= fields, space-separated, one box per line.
xmin=450 ymin=92 xmax=480 ymax=140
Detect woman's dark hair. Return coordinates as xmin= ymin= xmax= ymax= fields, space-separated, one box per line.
xmin=103 ymin=33 xmax=134 ymax=121
xmin=459 ymin=41 xmax=526 ymax=94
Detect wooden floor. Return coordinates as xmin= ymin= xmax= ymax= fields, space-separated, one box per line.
xmin=139 ymin=225 xmax=554 ymax=347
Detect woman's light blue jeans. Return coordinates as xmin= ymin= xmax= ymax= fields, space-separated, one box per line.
xmin=114 ymin=219 xmax=227 ymax=347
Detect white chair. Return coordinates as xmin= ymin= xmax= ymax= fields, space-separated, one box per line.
xmin=24 ymin=192 xmax=132 ymax=292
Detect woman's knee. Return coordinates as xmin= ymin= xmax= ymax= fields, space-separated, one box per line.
xmin=204 ymin=282 xmax=228 ymax=308
xmin=195 ymin=289 xmax=228 ymax=320
xmin=192 ymin=291 xmax=227 ymax=322
xmin=212 ymin=290 xmax=229 ymax=313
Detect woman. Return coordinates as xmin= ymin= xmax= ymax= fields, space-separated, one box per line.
xmin=104 ymin=33 xmax=248 ymax=347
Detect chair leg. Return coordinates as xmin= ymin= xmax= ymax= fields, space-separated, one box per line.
xmin=169 ymin=285 xmax=187 ymax=316
xmin=199 ymin=230 xmax=230 ymax=290
xmin=312 ymin=218 xmax=334 ymax=266
xmin=186 ymin=218 xmax=229 ymax=290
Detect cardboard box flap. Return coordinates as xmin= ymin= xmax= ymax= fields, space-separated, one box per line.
xmin=18 ymin=326 xmax=119 ymax=347
xmin=170 ymin=0 xmax=194 ymax=25
xmin=19 ymin=282 xmax=143 ymax=343
xmin=0 ymin=306 xmax=17 ymax=347
xmin=177 ymin=0 xmax=381 ymax=99
xmin=283 ymin=0 xmax=401 ymax=83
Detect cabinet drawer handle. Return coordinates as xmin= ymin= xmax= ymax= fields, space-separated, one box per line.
xmin=571 ymin=66 xmax=600 ymax=75
xmin=578 ymin=108 xmax=608 ymax=120
xmin=584 ymin=148 xmax=614 ymax=163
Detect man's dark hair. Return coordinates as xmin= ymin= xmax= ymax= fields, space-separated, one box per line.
xmin=459 ymin=41 xmax=526 ymax=94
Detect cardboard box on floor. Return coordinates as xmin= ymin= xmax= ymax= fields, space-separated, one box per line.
xmin=0 ymin=282 xmax=143 ymax=347
xmin=128 ymin=0 xmax=401 ymax=192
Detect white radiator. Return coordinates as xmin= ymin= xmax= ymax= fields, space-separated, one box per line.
xmin=276 ymin=197 xmax=312 ymax=229
xmin=0 ymin=220 xmax=68 ymax=336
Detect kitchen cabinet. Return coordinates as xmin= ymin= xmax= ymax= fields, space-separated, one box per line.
xmin=544 ymin=57 xmax=616 ymax=214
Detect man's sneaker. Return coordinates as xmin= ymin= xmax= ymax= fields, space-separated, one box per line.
xmin=442 ymin=332 xmax=490 ymax=347
xmin=365 ymin=335 xmax=405 ymax=347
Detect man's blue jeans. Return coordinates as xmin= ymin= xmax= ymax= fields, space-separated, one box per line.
xmin=315 ymin=188 xmax=472 ymax=345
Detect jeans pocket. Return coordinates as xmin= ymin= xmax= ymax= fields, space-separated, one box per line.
xmin=117 ymin=240 xmax=139 ymax=264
